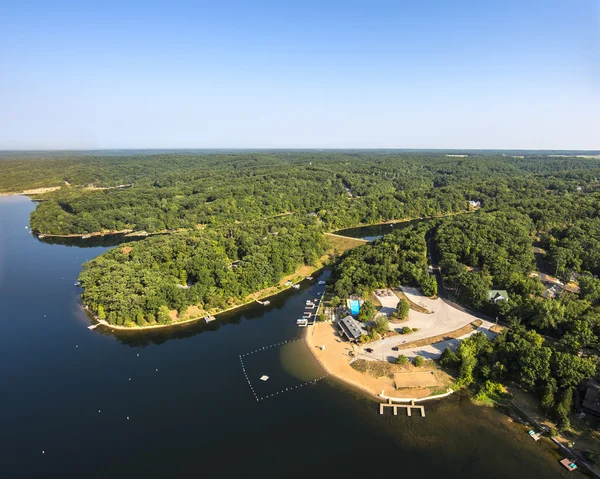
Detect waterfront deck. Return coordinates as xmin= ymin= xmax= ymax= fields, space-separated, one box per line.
xmin=379 ymin=398 xmax=425 ymax=417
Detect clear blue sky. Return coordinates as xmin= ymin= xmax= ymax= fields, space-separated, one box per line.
xmin=1 ymin=0 xmax=598 ymax=150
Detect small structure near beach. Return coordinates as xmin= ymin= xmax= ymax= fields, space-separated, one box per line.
xmin=338 ymin=315 xmax=367 ymax=342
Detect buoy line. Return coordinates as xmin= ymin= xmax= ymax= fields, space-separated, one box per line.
xmin=239 ymin=345 xmax=328 ymax=402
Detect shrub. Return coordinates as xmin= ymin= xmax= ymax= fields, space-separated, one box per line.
xmin=373 ymin=316 xmax=389 ymax=334
xmin=473 ymin=380 xmax=506 ymax=405
xmin=396 ymin=355 xmax=409 ymax=365
xmin=399 ymin=326 xmax=412 ymax=334
xmin=413 ymin=355 xmax=425 ymax=367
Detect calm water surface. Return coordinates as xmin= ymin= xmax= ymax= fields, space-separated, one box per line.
xmin=0 ymin=196 xmax=575 ymax=478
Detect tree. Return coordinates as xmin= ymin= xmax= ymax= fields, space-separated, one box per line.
xmin=372 ymin=316 xmax=389 ymax=335
xmin=157 ymin=305 xmax=171 ymax=325
xmin=413 ymin=355 xmax=425 ymax=367
xmin=97 ymin=304 xmax=106 ymax=320
xmin=330 ymin=296 xmax=341 ymax=308
xmin=555 ymin=389 xmax=573 ymax=431
xmin=357 ymin=300 xmax=376 ymax=322
xmin=393 ymin=299 xmax=410 ymax=320
xmin=180 ymin=269 xmax=188 ymax=286
xmin=439 ymin=347 xmax=459 ymax=369
xmin=396 ymin=355 xmax=409 ymax=365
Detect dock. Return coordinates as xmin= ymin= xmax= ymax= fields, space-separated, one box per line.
xmin=379 ymin=398 xmax=425 ymax=417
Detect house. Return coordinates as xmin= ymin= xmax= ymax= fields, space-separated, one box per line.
xmin=543 ymin=284 xmax=561 ymax=299
xmin=338 ymin=315 xmax=367 ymax=342
xmin=581 ymin=380 xmax=600 ymax=417
xmin=488 ymin=290 xmax=508 ymax=303
xmin=468 ymin=200 xmax=481 ymax=208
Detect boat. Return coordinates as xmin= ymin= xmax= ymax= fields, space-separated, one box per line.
xmin=306 ymin=276 xmax=313 ymax=280
xmin=82 ymin=234 xmax=91 ymax=239
xmin=528 ymin=430 xmax=541 ymax=441
xmin=74 ymin=281 xmax=81 ymax=287
xmin=559 ymin=458 xmax=577 ymax=472
xmin=204 ymin=315 xmax=216 ymax=323
xmin=256 ymin=299 xmax=270 ymax=306
xmin=318 ymin=280 xmax=326 ymax=285
xmin=292 ymin=284 xmax=300 ymax=289
xmin=296 ymin=318 xmax=308 ymax=327
xmin=306 ymin=300 xmax=314 ymax=305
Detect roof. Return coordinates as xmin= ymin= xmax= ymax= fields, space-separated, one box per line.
xmin=488 ymin=290 xmax=508 ymax=301
xmin=338 ymin=315 xmax=366 ymax=341
xmin=583 ymin=382 xmax=600 ymax=415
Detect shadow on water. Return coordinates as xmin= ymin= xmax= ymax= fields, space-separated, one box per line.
xmin=36 ymin=233 xmax=160 ymax=248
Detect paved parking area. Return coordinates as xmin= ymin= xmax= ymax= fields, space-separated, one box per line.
xmin=361 ymin=287 xmax=495 ymax=362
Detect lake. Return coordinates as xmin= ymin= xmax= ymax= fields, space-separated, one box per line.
xmin=0 ymin=196 xmax=574 ymax=478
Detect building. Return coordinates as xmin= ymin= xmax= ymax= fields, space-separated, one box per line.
xmin=488 ymin=290 xmax=508 ymax=303
xmin=581 ymin=380 xmax=600 ymax=417
xmin=338 ymin=315 xmax=367 ymax=342
xmin=468 ymin=200 xmax=481 ymax=208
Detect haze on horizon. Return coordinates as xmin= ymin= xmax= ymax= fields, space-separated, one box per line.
xmin=1 ymin=0 xmax=599 ymax=151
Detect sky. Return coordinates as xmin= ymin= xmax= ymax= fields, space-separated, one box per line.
xmin=0 ymin=0 xmax=599 ymax=150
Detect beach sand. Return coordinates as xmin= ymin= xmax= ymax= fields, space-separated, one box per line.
xmin=305 ymin=321 xmax=446 ymax=399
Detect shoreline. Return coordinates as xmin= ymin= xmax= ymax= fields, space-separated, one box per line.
xmin=303 ymin=325 xmax=383 ymax=401
xmin=33 ymin=210 xmax=474 ymax=241
xmin=304 ymin=322 xmax=452 ymax=401
xmin=88 ymin=267 xmax=326 ymax=332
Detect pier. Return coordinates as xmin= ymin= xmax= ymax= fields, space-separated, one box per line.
xmin=379 ymin=398 xmax=425 ymax=417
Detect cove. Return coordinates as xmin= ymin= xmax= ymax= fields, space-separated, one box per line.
xmin=0 ymin=196 xmax=572 ymax=478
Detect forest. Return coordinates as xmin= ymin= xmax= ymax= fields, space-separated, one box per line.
xmin=7 ymin=149 xmax=600 ymax=429
xmin=79 ymin=216 xmax=326 ymax=326
xmin=329 ymin=223 xmax=437 ymax=298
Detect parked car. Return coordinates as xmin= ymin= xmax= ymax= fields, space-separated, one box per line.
xmin=391 ymin=347 xmax=399 ymax=351
xmin=365 ymin=348 xmax=374 ymax=353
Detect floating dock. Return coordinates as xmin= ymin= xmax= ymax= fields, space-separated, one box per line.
xmin=379 ymin=398 xmax=425 ymax=417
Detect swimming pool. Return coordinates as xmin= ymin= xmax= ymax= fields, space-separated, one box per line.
xmin=349 ymin=299 xmax=361 ymax=315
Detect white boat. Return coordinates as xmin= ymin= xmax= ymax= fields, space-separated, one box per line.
xmin=296 ymin=318 xmax=308 ymax=327
xmin=306 ymin=276 xmax=313 ymax=280
xmin=204 ymin=315 xmax=216 ymax=323
xmin=318 ymin=280 xmax=326 ymax=285
xmin=306 ymin=300 xmax=314 ymax=305
xmin=292 ymin=284 xmax=300 ymax=289
xmin=74 ymin=281 xmax=81 ymax=287
xmin=256 ymin=299 xmax=270 ymax=306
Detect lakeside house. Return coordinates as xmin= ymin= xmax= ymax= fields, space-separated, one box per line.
xmin=488 ymin=290 xmax=508 ymax=303
xmin=468 ymin=200 xmax=481 ymax=208
xmin=338 ymin=315 xmax=367 ymax=342
xmin=581 ymin=380 xmax=600 ymax=417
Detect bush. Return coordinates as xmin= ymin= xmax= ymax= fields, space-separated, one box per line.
xmin=399 ymin=326 xmax=412 ymax=334
xmin=317 ymin=313 xmax=327 ymax=322
xmin=396 ymin=355 xmax=409 ymax=365
xmin=473 ymin=380 xmax=506 ymax=405
xmin=413 ymin=355 xmax=425 ymax=367
xmin=373 ymin=316 xmax=389 ymax=334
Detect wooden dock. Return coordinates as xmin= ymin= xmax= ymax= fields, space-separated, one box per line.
xmin=379 ymin=398 xmax=425 ymax=417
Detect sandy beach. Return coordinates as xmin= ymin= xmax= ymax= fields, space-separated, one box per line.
xmin=305 ymin=321 xmax=451 ymax=400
